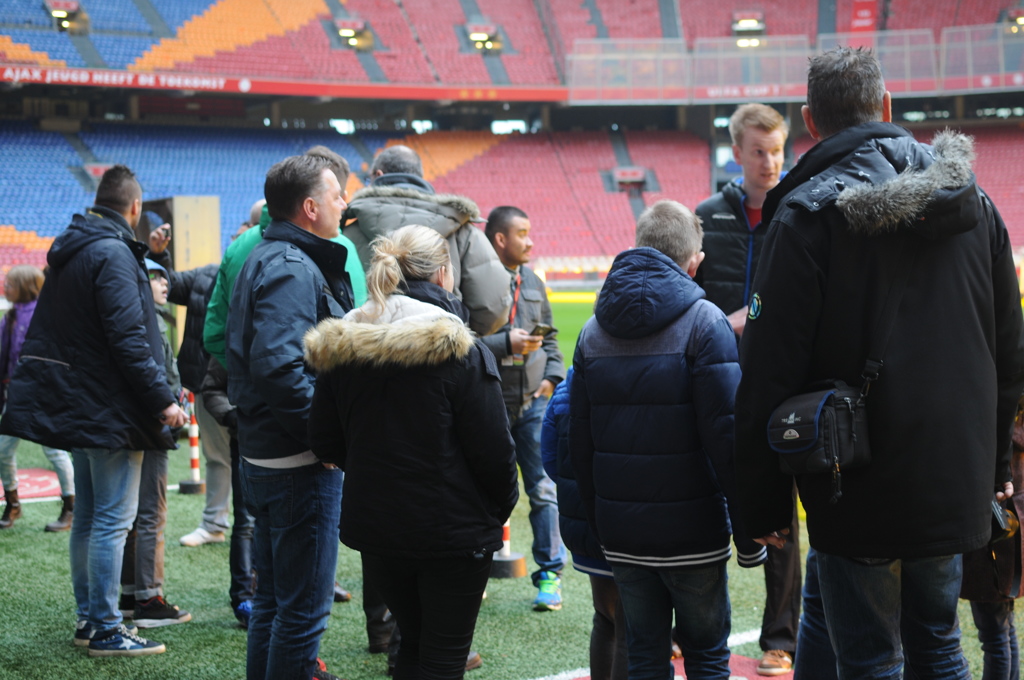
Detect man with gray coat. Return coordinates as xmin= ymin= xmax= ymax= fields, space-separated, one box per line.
xmin=342 ymin=145 xmax=511 ymax=336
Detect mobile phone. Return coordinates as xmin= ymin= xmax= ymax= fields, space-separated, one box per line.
xmin=530 ymin=323 xmax=555 ymax=338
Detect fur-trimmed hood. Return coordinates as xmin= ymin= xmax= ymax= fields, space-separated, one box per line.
xmin=304 ymin=295 xmax=475 ymax=372
xmin=349 ymin=184 xmax=480 ymax=223
xmin=773 ymin=124 xmax=981 ymax=239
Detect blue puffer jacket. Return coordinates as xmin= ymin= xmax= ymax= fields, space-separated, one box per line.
xmin=569 ymin=247 xmax=765 ymax=570
xmin=542 ymin=367 xmax=613 ymax=577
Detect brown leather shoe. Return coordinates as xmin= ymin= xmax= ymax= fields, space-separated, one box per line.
xmin=757 ymin=649 xmax=793 ymax=676
xmin=0 ymin=488 xmax=21 ymax=529
xmin=466 ymin=651 xmax=482 ymax=671
xmin=45 ymin=495 xmax=74 ymax=532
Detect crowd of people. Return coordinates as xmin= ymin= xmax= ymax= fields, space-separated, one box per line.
xmin=0 ymin=46 xmax=1022 ymax=680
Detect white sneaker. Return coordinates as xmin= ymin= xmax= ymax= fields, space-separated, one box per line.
xmin=179 ymin=527 xmax=226 ymax=547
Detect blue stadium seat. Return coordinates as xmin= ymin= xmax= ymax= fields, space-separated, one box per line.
xmin=1 ymin=28 xmax=87 ymax=66
xmin=80 ymin=0 xmax=152 ymax=34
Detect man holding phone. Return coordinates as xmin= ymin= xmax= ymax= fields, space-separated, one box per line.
xmin=484 ymin=206 xmax=567 ymax=612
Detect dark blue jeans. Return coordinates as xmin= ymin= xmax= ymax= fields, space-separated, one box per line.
xmin=970 ymin=600 xmax=1018 ymax=680
xmin=508 ymin=395 xmax=566 ymax=581
xmin=817 ymin=552 xmax=970 ymax=680
xmin=241 ymin=460 xmax=343 ymax=680
xmin=611 ymin=562 xmax=731 ymax=680
xmin=794 ymin=548 xmax=838 ymax=680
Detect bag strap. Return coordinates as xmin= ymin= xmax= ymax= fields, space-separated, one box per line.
xmin=860 ymin=240 xmax=918 ymax=397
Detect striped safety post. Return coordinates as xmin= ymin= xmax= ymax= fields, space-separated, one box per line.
xmin=490 ymin=517 xmax=526 ymax=578
xmin=178 ymin=390 xmax=206 ymax=495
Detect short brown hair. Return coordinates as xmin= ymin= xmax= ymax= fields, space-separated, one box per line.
xmin=636 ymin=200 xmax=703 ymax=267
xmin=729 ymin=103 xmax=789 ymax=148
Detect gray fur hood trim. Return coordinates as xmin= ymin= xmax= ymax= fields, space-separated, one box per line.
xmin=304 ymin=308 xmax=476 ymax=372
xmin=835 ymin=130 xmax=976 ymax=235
xmin=349 ymin=185 xmax=481 ymax=222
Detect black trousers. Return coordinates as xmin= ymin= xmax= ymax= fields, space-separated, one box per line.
xmin=760 ymin=483 xmax=802 ymax=654
xmin=363 ymin=552 xmax=492 ymax=680
xmin=590 ymin=574 xmax=628 ymax=680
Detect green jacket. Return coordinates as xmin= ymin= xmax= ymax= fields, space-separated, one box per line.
xmin=203 ymin=205 xmax=367 ymax=366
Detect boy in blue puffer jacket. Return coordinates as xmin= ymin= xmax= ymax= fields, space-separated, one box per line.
xmin=570 ymin=200 xmax=766 ymax=680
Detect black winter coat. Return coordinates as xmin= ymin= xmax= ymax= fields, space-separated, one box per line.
xmin=304 ymin=288 xmax=519 ymax=560
xmin=150 ymin=251 xmax=217 ymax=392
xmin=736 ymin=124 xmax=1024 ymax=558
xmin=695 ymin=179 xmax=768 ymax=316
xmin=0 ymin=207 xmax=177 ymax=451
xmin=226 ymin=220 xmax=353 ymax=461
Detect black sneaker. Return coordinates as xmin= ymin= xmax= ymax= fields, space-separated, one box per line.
xmin=133 ymin=595 xmax=192 ymax=628
xmin=74 ymin=620 xmax=138 ymax=647
xmin=119 ymin=593 xmax=136 ymax=619
xmin=87 ymin=623 xmax=165 ymax=657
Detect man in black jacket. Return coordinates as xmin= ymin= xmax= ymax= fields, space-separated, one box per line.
xmin=697 ymin=104 xmax=797 ymax=677
xmin=227 ymin=154 xmax=352 ymax=680
xmin=0 ymin=165 xmax=187 ymax=657
xmin=735 ymin=47 xmax=1024 ymax=678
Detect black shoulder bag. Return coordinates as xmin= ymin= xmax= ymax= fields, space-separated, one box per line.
xmin=767 ymin=246 xmax=917 ymax=504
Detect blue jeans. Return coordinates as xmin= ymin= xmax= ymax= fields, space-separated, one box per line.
xmin=241 ymin=460 xmax=342 ymax=680
xmin=794 ymin=548 xmax=838 ymax=680
xmin=69 ymin=448 xmax=143 ymax=633
xmin=611 ymin=562 xmax=731 ymax=680
xmin=509 ymin=395 xmax=565 ymax=580
xmin=122 ymin=450 xmax=168 ymax=601
xmin=817 ymin=552 xmax=970 ymax=680
xmin=0 ymin=433 xmax=75 ymax=495
xmin=970 ymin=600 xmax=1018 ymax=680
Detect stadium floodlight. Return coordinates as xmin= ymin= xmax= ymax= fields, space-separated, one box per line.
xmin=737 ymin=38 xmax=761 ymax=47
xmin=334 ymin=18 xmax=371 ymax=50
xmin=61 ymin=20 xmax=70 ymax=28
xmin=51 ymin=10 xmax=67 ymax=18
xmin=466 ymin=23 xmax=501 ymax=51
xmin=732 ymin=11 xmax=765 ymax=38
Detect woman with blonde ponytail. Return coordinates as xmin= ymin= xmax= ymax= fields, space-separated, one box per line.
xmin=305 ymin=225 xmax=518 ymax=680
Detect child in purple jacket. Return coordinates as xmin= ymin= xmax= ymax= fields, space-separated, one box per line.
xmin=0 ymin=265 xmax=75 ymax=531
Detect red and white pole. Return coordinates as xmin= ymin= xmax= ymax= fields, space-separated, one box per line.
xmin=490 ymin=517 xmax=526 ymax=578
xmin=178 ymin=390 xmax=206 ymax=494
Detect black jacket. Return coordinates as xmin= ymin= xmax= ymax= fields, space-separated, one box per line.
xmin=695 ymin=179 xmax=768 ymax=316
xmin=0 ymin=206 xmax=176 ymax=451
xmin=226 ymin=220 xmax=353 ymax=461
xmin=150 ymin=251 xmax=217 ymax=393
xmin=305 ymin=285 xmax=519 ymax=560
xmin=200 ymin=356 xmax=236 ymax=437
xmin=735 ymin=123 xmax=1024 ymax=558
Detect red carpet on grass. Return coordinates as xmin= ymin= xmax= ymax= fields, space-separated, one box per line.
xmin=559 ymin=655 xmax=791 ymax=680
xmin=0 ymin=468 xmax=59 ymax=500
